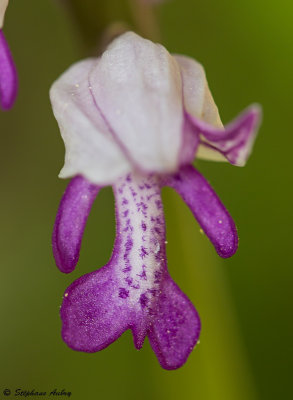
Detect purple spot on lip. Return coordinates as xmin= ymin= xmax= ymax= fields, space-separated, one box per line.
xmin=123 ymin=210 xmax=129 ymax=217
xmin=154 ymin=271 xmax=162 ymax=284
xmin=130 ymin=187 xmax=137 ymax=197
xmin=125 ymin=277 xmax=133 ymax=286
xmin=154 ymin=227 xmax=161 ymax=235
xmin=122 ymin=198 xmax=128 ymax=205
xmin=123 ymin=264 xmax=131 ymax=273
xmin=125 ymin=238 xmax=133 ymax=251
xmin=148 ymin=288 xmax=158 ymax=297
xmin=139 ymin=271 xmax=147 ymax=280
xmin=137 ymin=202 xmax=148 ymax=215
xmin=138 ymin=266 xmax=147 ymax=280
xmin=132 ymin=283 xmax=140 ymax=289
xmin=155 ymin=200 xmax=162 ymax=210
xmin=140 ymin=246 xmax=148 ymax=258
xmin=140 ymin=293 xmax=149 ymax=309
xmin=119 ymin=288 xmax=129 ymax=299
xmin=141 ymin=221 xmax=147 ymax=231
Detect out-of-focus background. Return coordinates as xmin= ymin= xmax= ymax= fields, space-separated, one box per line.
xmin=0 ymin=0 xmax=292 ymax=399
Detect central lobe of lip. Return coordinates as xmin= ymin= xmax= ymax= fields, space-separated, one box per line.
xmin=112 ymin=173 xmax=167 ymax=314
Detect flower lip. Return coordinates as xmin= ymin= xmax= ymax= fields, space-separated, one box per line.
xmin=59 ymin=172 xmax=201 ymax=369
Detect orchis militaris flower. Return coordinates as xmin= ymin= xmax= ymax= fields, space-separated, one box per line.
xmin=50 ymin=32 xmax=261 ymax=370
xmin=0 ymin=0 xmax=18 ymax=110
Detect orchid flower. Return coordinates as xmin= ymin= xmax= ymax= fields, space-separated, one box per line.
xmin=0 ymin=0 xmax=18 ymax=110
xmin=50 ymin=32 xmax=261 ymax=370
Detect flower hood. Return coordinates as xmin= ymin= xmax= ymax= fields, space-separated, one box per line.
xmin=50 ymin=32 xmax=259 ymax=185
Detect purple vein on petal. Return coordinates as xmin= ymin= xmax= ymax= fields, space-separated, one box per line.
xmin=52 ymin=175 xmax=100 ymax=273
xmin=188 ymin=105 xmax=261 ymax=166
xmin=0 ymin=29 xmax=18 ymax=110
xmin=163 ymin=165 xmax=238 ymax=258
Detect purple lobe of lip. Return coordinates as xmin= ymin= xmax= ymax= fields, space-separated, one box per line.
xmin=61 ymin=266 xmax=131 ymax=352
xmin=148 ymin=275 xmax=201 ymax=370
xmin=0 ymin=29 xmax=18 ymax=110
xmin=52 ymin=176 xmax=100 ymax=273
xmin=163 ymin=165 xmax=238 ymax=258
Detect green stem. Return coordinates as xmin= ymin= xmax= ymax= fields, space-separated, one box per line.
xmin=160 ymin=189 xmax=258 ymax=399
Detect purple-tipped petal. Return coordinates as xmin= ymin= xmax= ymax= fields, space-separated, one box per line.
xmin=189 ymin=105 xmax=261 ymax=166
xmin=52 ymin=176 xmax=100 ymax=273
xmin=148 ymin=275 xmax=200 ymax=370
xmin=61 ymin=265 xmax=131 ymax=352
xmin=0 ymin=29 xmax=17 ymax=110
xmin=163 ymin=165 xmax=238 ymax=258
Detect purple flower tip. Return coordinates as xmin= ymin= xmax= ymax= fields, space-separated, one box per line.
xmin=189 ymin=105 xmax=262 ymax=167
xmin=0 ymin=29 xmax=18 ymax=110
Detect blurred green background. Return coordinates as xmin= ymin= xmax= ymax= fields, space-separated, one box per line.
xmin=1 ymin=0 xmax=292 ymax=399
